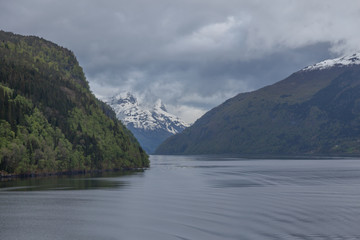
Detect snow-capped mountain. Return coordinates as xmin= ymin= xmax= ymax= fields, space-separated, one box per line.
xmin=302 ymin=52 xmax=360 ymax=71
xmin=105 ymin=92 xmax=189 ymax=153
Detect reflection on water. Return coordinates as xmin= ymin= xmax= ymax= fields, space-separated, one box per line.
xmin=1 ymin=155 xmax=360 ymax=240
xmin=0 ymin=171 xmax=141 ymax=191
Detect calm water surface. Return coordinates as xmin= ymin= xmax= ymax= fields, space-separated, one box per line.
xmin=1 ymin=155 xmax=360 ymax=240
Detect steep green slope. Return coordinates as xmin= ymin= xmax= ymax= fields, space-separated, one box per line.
xmin=156 ymin=64 xmax=360 ymax=155
xmin=0 ymin=31 xmax=148 ymax=175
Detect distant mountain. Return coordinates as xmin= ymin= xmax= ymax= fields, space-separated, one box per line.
xmin=156 ymin=52 xmax=360 ymax=155
xmin=0 ymin=31 xmax=148 ymax=176
xmin=105 ymin=92 xmax=189 ymax=154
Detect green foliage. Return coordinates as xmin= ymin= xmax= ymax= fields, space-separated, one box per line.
xmin=0 ymin=31 xmax=148 ymax=175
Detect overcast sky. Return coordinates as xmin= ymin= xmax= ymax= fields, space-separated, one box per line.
xmin=1 ymin=0 xmax=360 ymax=122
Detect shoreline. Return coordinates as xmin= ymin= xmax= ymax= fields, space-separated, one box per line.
xmin=0 ymin=167 xmax=148 ymax=180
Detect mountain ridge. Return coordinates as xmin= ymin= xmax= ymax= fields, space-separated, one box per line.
xmin=155 ymin=52 xmax=360 ymax=155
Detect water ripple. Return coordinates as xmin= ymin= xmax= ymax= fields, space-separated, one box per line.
xmin=1 ymin=156 xmax=360 ymax=239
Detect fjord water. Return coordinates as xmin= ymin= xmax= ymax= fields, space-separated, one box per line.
xmin=1 ymin=156 xmax=360 ymax=239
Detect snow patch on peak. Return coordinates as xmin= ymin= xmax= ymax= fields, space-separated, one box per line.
xmin=154 ymin=99 xmax=167 ymax=112
xmin=105 ymin=92 xmax=189 ymax=135
xmin=302 ymin=52 xmax=360 ymax=71
xmin=106 ymin=92 xmax=138 ymax=105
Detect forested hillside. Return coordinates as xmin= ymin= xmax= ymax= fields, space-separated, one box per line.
xmin=0 ymin=31 xmax=149 ymax=175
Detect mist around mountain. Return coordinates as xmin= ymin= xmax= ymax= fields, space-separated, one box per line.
xmin=156 ymin=53 xmax=360 ymax=155
xmin=105 ymin=92 xmax=189 ymax=154
xmin=0 ymin=31 xmax=149 ymax=175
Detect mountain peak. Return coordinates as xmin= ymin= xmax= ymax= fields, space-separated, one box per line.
xmin=302 ymin=52 xmax=360 ymax=71
xmin=105 ymin=92 xmax=189 ymax=153
xmin=154 ymin=99 xmax=167 ymax=112
xmin=109 ymin=91 xmax=138 ymax=105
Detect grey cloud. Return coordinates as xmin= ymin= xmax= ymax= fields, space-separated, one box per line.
xmin=1 ymin=0 xmax=360 ymax=122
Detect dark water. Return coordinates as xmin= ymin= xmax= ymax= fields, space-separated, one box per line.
xmin=1 ymin=155 xmax=360 ymax=240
